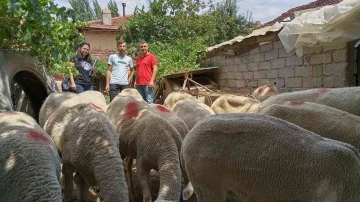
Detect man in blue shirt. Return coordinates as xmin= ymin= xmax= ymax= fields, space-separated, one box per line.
xmin=105 ymin=40 xmax=134 ymax=102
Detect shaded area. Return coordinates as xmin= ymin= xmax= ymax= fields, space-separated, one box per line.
xmin=11 ymin=71 xmax=48 ymax=122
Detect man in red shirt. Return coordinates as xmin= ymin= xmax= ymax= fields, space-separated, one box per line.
xmin=135 ymin=40 xmax=158 ymax=103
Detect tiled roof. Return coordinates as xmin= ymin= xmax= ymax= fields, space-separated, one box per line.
xmin=82 ymin=15 xmax=133 ymax=31
xmin=261 ymin=0 xmax=343 ymax=28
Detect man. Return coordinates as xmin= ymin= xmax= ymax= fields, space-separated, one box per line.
xmin=105 ymin=40 xmax=134 ymax=102
xmin=135 ymin=40 xmax=158 ymax=104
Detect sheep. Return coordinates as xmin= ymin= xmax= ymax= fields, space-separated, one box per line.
xmin=149 ymin=103 xmax=189 ymax=139
xmin=259 ymin=101 xmax=360 ymax=151
xmin=163 ymin=92 xmax=195 ymax=109
xmin=119 ymin=88 xmax=143 ymax=99
xmin=171 ymin=99 xmax=212 ymax=131
xmin=181 ymin=113 xmax=360 ymax=202
xmin=77 ymin=90 xmax=108 ymax=111
xmin=261 ymin=87 xmax=360 ymax=116
xmin=43 ymin=100 xmax=128 ymax=202
xmin=106 ymin=94 xmax=182 ymax=202
xmin=38 ymin=92 xmax=76 ymax=127
xmin=251 ymin=83 xmax=279 ymax=101
xmin=163 ymin=91 xmax=215 ymax=115
xmin=210 ymin=94 xmax=261 ymax=114
xmin=0 ymin=112 xmax=62 ymax=202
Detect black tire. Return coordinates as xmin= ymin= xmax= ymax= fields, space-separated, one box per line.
xmin=0 ymin=50 xmax=59 ymax=122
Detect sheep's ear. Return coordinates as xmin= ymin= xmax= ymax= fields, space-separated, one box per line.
xmin=182 ymin=182 xmax=194 ymax=200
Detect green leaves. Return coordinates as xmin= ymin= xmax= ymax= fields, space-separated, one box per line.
xmin=1 ymin=0 xmax=84 ymax=72
xmin=119 ymin=0 xmax=254 ymax=83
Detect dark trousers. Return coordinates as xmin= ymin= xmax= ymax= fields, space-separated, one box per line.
xmin=109 ymin=84 xmax=128 ymax=102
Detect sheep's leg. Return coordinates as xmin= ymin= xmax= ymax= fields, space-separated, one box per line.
xmin=126 ymin=157 xmax=136 ymax=201
xmin=62 ymin=163 xmax=74 ymax=202
xmin=137 ymin=159 xmax=152 ymax=202
xmin=74 ymin=172 xmax=89 ymax=202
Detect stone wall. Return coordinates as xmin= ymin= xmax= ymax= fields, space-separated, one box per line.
xmin=202 ymin=39 xmax=356 ymax=94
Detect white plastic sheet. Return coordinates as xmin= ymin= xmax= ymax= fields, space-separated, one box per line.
xmin=278 ymin=0 xmax=360 ymax=56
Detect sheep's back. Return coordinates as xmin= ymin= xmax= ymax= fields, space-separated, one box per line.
xmin=0 ymin=112 xmax=62 ymax=202
xmin=39 ymin=92 xmax=76 ymax=127
xmin=262 ymin=87 xmax=360 ymax=116
xmin=182 ymin=113 xmax=360 ymax=201
xmin=259 ymin=101 xmax=360 ymax=151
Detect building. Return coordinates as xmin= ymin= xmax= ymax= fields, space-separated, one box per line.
xmin=200 ymin=0 xmax=359 ymax=94
xmin=78 ymin=4 xmax=131 ymax=61
xmin=77 ymin=4 xmax=132 ymax=91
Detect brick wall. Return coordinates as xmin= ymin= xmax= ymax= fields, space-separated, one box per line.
xmin=84 ymin=32 xmax=117 ymax=52
xmin=202 ymin=40 xmax=355 ymax=94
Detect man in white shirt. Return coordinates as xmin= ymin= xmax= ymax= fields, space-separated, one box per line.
xmin=105 ymin=40 xmax=134 ymax=102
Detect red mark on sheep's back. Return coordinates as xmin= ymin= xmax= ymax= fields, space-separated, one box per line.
xmin=0 ymin=112 xmax=18 ymax=118
xmin=90 ymin=102 xmax=103 ymax=112
xmin=156 ymin=105 xmax=170 ymax=113
xmin=27 ymin=130 xmax=49 ymax=142
xmin=318 ymin=88 xmax=329 ymax=93
xmin=125 ymin=102 xmax=139 ymax=119
xmin=290 ymin=101 xmax=305 ymax=106
xmin=258 ymin=88 xmax=263 ymax=94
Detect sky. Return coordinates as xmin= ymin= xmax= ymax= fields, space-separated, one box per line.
xmin=53 ymin=0 xmax=315 ymax=24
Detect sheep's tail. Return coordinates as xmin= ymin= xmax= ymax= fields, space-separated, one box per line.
xmin=180 ymin=145 xmax=194 ymax=200
xmin=157 ymin=151 xmax=182 ymax=201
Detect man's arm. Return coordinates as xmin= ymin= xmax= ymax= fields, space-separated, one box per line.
xmin=149 ymin=64 xmax=157 ymax=87
xmin=105 ymin=65 xmax=112 ymax=92
xmin=128 ymin=68 xmax=134 ymax=84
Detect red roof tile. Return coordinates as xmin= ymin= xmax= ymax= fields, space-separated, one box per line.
xmin=261 ymin=0 xmax=343 ymax=28
xmin=82 ymin=15 xmax=133 ymax=31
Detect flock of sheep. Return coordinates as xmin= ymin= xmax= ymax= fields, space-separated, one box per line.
xmin=1 ymin=84 xmax=360 ymax=202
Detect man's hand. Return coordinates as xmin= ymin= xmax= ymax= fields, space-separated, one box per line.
xmin=105 ymin=84 xmax=110 ymax=92
xmin=134 ymin=81 xmax=137 ymax=87
xmin=148 ymin=80 xmax=154 ymax=88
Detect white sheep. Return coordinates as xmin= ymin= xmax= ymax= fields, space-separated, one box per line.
xmin=163 ymin=91 xmax=215 ymax=115
xmin=261 ymin=87 xmax=360 ymax=116
xmin=149 ymin=103 xmax=189 ymax=139
xmin=259 ymin=101 xmax=360 ymax=150
xmin=210 ymin=94 xmax=261 ymax=114
xmin=77 ymin=90 xmax=108 ymax=111
xmin=171 ymin=99 xmax=212 ymax=131
xmin=39 ymin=92 xmax=76 ymax=127
xmin=119 ymin=88 xmax=143 ymax=99
xmin=0 ymin=112 xmax=62 ymax=202
xmin=181 ymin=113 xmax=360 ymax=202
xmin=43 ymin=100 xmax=128 ymax=202
xmin=106 ymin=94 xmax=182 ymax=202
xmin=251 ymin=83 xmax=279 ymax=101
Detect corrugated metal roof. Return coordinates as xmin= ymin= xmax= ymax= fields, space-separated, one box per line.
xmin=205 ymin=22 xmax=286 ymax=53
xmin=261 ymin=0 xmax=343 ymax=28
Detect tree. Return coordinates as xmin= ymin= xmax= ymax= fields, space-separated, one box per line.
xmin=120 ymin=0 xmax=254 ymax=81
xmin=93 ymin=0 xmax=102 ymax=20
xmin=1 ymin=0 xmax=85 ymax=73
xmin=68 ymin=0 xmax=95 ymax=21
xmin=107 ymin=0 xmax=119 ymax=17
xmin=211 ymin=0 xmax=254 ymax=43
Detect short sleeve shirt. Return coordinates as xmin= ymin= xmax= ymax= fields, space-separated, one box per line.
xmin=70 ymin=56 xmax=93 ymax=85
xmin=136 ymin=53 xmax=157 ymax=85
xmin=108 ymin=54 xmax=133 ymax=85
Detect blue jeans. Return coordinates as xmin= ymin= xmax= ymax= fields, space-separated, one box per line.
xmin=76 ymin=84 xmax=93 ymax=94
xmin=136 ymin=85 xmax=154 ymax=104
